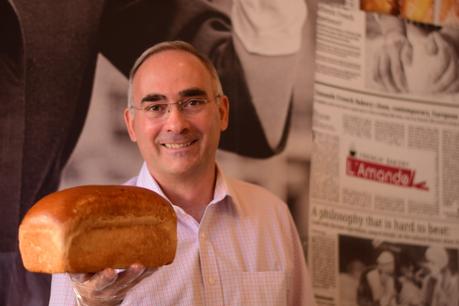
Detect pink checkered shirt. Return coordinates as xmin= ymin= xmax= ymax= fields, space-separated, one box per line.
xmin=49 ymin=163 xmax=315 ymax=306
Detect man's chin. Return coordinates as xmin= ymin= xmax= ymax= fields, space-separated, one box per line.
xmin=162 ymin=161 xmax=199 ymax=177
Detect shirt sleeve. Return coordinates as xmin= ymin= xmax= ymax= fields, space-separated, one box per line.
xmin=49 ymin=273 xmax=77 ymax=306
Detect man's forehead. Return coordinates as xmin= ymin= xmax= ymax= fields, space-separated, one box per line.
xmin=132 ymin=50 xmax=214 ymax=97
xmin=135 ymin=51 xmax=211 ymax=83
xmin=138 ymin=49 xmax=208 ymax=74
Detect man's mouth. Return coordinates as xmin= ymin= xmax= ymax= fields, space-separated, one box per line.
xmin=162 ymin=140 xmax=196 ymax=149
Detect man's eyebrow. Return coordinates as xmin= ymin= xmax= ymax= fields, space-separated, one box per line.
xmin=141 ymin=94 xmax=166 ymax=103
xmin=140 ymin=88 xmax=207 ymax=103
xmin=178 ymin=88 xmax=207 ymax=98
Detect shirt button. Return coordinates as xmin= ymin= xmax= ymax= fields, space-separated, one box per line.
xmin=200 ymin=232 xmax=206 ymax=240
xmin=208 ymin=277 xmax=216 ymax=285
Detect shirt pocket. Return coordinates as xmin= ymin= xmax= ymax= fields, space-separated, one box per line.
xmin=222 ymin=271 xmax=287 ymax=306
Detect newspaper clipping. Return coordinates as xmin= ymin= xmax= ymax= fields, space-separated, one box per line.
xmin=309 ymin=1 xmax=459 ymax=306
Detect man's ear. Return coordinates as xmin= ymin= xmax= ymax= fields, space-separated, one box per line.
xmin=219 ymin=95 xmax=229 ymax=131
xmin=124 ymin=108 xmax=137 ymax=142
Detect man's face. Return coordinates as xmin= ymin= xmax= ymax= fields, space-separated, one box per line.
xmin=124 ymin=50 xmax=229 ymax=180
xmin=378 ymin=261 xmax=395 ymax=275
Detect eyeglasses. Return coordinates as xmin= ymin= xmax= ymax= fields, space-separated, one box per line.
xmin=130 ymin=95 xmax=220 ymax=120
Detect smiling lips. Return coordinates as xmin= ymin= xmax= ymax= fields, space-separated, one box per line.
xmin=162 ymin=140 xmax=197 ymax=149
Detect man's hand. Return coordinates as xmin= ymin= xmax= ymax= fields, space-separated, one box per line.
xmin=372 ymin=31 xmax=412 ymax=93
xmin=423 ymin=31 xmax=459 ymax=94
xmin=70 ymin=263 xmax=153 ymax=306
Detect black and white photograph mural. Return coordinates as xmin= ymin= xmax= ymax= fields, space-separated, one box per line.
xmin=339 ymin=235 xmax=459 ymax=306
xmin=1 ymin=0 xmax=317 ymax=305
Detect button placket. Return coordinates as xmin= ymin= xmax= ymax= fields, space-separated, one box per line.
xmin=199 ymin=208 xmax=224 ymax=305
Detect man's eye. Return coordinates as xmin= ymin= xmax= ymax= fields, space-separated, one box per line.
xmin=185 ymin=98 xmax=206 ymax=107
xmin=145 ymin=104 xmax=165 ymax=112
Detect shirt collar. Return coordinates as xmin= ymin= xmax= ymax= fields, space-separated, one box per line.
xmin=136 ymin=162 xmax=168 ymax=200
xmin=134 ymin=162 xmax=239 ymax=215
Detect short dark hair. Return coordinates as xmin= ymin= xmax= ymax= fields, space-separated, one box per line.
xmin=127 ymin=41 xmax=223 ymax=107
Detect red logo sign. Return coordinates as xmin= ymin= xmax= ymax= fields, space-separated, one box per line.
xmin=346 ymin=156 xmax=428 ymax=190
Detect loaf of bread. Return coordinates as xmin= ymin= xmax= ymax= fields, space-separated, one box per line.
xmin=19 ymin=185 xmax=177 ymax=274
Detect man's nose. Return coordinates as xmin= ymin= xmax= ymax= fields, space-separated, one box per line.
xmin=164 ymin=105 xmax=189 ymax=133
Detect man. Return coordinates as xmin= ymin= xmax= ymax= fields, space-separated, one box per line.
xmin=420 ymin=246 xmax=459 ymax=306
xmin=1 ymin=1 xmax=306 ymax=304
xmin=1 ymin=2 xmax=236 ymax=304
xmin=358 ymin=251 xmax=397 ymax=306
xmin=49 ymin=41 xmax=315 ymax=306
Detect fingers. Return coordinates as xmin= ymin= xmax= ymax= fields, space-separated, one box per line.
xmin=431 ymin=58 xmax=457 ymax=93
xmin=401 ymin=42 xmax=413 ymax=66
xmin=375 ymin=30 xmax=459 ymax=95
xmin=377 ymin=48 xmax=407 ymax=93
xmin=70 ymin=272 xmax=93 ymax=283
xmin=389 ymin=45 xmax=409 ymax=92
xmin=424 ymin=33 xmax=439 ymax=55
xmin=70 ymin=268 xmax=118 ymax=292
xmin=428 ymin=33 xmax=459 ymax=93
xmin=378 ymin=50 xmax=400 ymax=92
xmin=113 ymin=264 xmax=146 ymax=290
xmin=71 ymin=269 xmax=119 ymax=306
xmin=70 ymin=264 xmax=152 ymax=305
xmin=93 ymin=269 xmax=118 ymax=291
xmin=372 ymin=47 xmax=386 ymax=91
xmin=373 ymin=33 xmax=410 ymax=93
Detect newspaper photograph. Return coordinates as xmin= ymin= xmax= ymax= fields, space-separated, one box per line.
xmin=360 ymin=0 xmax=459 ymax=27
xmin=309 ymin=1 xmax=459 ymax=306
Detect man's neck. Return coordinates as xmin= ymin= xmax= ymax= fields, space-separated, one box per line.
xmin=152 ymin=165 xmax=217 ymax=222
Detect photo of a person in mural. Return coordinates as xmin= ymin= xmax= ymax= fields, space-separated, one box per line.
xmin=339 ymin=235 xmax=459 ymax=306
xmin=218 ymin=0 xmax=308 ymax=158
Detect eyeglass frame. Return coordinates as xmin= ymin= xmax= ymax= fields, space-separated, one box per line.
xmin=129 ymin=94 xmax=222 ymax=120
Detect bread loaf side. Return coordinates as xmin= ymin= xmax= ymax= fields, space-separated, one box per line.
xmin=19 ymin=185 xmax=177 ymax=273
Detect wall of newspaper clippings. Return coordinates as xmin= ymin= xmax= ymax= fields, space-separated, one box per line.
xmin=309 ymin=1 xmax=459 ymax=306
